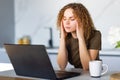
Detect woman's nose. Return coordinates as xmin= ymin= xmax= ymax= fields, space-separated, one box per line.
xmin=65 ymin=20 xmax=70 ymax=25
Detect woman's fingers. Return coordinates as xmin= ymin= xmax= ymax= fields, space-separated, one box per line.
xmin=60 ymin=22 xmax=67 ymax=38
xmin=76 ymin=22 xmax=84 ymax=39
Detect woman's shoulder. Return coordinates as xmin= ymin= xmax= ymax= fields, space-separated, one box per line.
xmin=92 ymin=30 xmax=101 ymax=36
xmin=88 ymin=30 xmax=101 ymax=50
xmin=89 ymin=30 xmax=101 ymax=40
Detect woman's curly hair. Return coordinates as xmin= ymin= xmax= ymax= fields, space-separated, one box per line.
xmin=57 ymin=3 xmax=96 ymax=42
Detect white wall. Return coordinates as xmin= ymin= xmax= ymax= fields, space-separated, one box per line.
xmin=15 ymin=0 xmax=120 ymax=49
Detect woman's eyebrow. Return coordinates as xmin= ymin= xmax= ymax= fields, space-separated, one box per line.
xmin=63 ymin=16 xmax=75 ymax=18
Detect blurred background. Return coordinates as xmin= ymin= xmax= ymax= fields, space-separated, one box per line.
xmin=0 ymin=0 xmax=120 ymax=49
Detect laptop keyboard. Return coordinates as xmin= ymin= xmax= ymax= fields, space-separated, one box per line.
xmin=55 ymin=70 xmax=80 ymax=78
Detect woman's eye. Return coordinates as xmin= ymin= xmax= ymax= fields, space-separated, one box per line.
xmin=71 ymin=19 xmax=75 ymax=21
xmin=63 ymin=18 xmax=75 ymax=21
xmin=63 ymin=18 xmax=66 ymax=21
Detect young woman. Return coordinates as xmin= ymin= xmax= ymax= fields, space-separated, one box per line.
xmin=56 ymin=3 xmax=101 ymax=70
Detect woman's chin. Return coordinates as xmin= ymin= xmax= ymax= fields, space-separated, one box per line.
xmin=65 ymin=30 xmax=76 ymax=33
xmin=66 ymin=31 xmax=71 ymax=33
xmin=65 ymin=30 xmax=71 ymax=33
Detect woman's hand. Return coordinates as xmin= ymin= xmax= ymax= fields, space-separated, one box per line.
xmin=76 ymin=22 xmax=84 ymax=40
xmin=60 ymin=22 xmax=67 ymax=39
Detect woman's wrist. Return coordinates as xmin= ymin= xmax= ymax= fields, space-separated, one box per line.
xmin=78 ymin=37 xmax=86 ymax=45
xmin=60 ymin=37 xmax=66 ymax=41
xmin=78 ymin=36 xmax=85 ymax=41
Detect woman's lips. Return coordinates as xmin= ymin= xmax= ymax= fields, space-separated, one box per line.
xmin=65 ymin=26 xmax=70 ymax=28
xmin=65 ymin=27 xmax=70 ymax=29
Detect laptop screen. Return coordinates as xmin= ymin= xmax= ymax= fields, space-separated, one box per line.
xmin=4 ymin=44 xmax=57 ymax=79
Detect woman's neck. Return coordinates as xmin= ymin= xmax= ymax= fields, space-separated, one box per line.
xmin=71 ymin=31 xmax=77 ymax=39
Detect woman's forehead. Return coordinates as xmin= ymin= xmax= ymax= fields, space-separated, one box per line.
xmin=64 ymin=8 xmax=75 ymax=16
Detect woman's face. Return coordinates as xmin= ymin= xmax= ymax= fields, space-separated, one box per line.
xmin=62 ymin=8 xmax=77 ymax=33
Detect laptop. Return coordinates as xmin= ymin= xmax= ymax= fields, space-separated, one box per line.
xmin=4 ymin=44 xmax=80 ymax=80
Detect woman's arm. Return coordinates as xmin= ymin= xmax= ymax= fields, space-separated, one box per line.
xmin=76 ymin=23 xmax=99 ymax=70
xmin=57 ymin=38 xmax=68 ymax=70
xmin=78 ymin=38 xmax=99 ymax=70
xmin=57 ymin=22 xmax=68 ymax=70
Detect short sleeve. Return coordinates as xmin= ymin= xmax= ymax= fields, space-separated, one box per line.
xmin=88 ymin=30 xmax=101 ymax=50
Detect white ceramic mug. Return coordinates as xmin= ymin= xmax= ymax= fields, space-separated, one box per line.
xmin=89 ymin=60 xmax=108 ymax=77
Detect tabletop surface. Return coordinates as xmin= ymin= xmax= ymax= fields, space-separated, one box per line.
xmin=0 ymin=68 xmax=120 ymax=80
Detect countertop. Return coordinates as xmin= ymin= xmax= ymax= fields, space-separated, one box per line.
xmin=1 ymin=48 xmax=120 ymax=56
